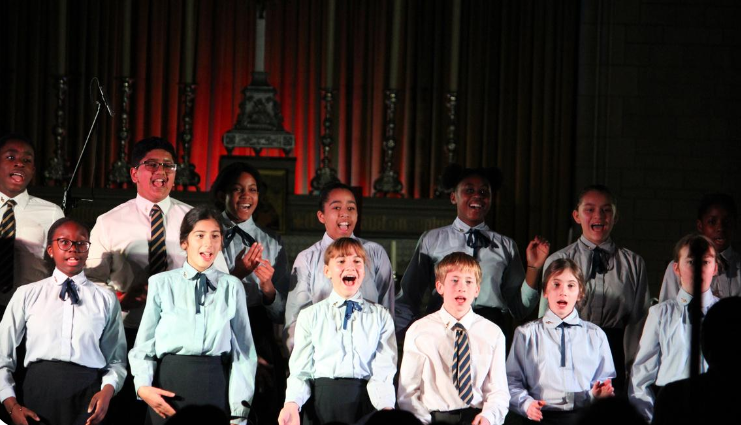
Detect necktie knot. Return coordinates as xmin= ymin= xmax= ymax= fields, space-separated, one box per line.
xmin=194 ymin=272 xmax=216 ymax=314
xmin=466 ymin=228 xmax=491 ymax=258
xmin=224 ymin=225 xmax=256 ymax=249
xmin=341 ymin=300 xmax=363 ymax=330
xmin=59 ymin=278 xmax=80 ymax=304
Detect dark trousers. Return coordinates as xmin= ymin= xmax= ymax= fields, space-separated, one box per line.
xmin=431 ymin=407 xmax=482 ymax=425
xmin=149 ymin=354 xmax=230 ymax=425
xmin=23 ymin=361 xmax=102 ymax=425
xmin=107 ymin=327 xmax=147 ymax=425
xmin=305 ymin=378 xmax=373 ymax=425
xmin=602 ymin=327 xmax=626 ymax=394
xmin=248 ymin=305 xmax=287 ymax=425
xmin=524 ymin=410 xmax=579 ymax=425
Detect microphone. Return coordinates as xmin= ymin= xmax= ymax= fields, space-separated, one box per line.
xmin=97 ymin=82 xmax=115 ymax=117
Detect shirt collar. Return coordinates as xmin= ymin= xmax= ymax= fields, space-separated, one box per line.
xmin=721 ymin=246 xmax=735 ymax=261
xmin=328 ymin=289 xmax=364 ymax=307
xmin=182 ymin=260 xmax=219 ymax=283
xmin=578 ymin=235 xmax=616 ymax=254
xmin=220 ymin=211 xmax=257 ymax=232
xmin=135 ymin=194 xmax=172 ymax=217
xmin=452 ymin=217 xmax=489 ymax=233
xmin=438 ymin=306 xmax=476 ymax=330
xmin=320 ymin=232 xmax=357 ymax=251
xmin=52 ymin=268 xmax=87 ymax=286
xmin=0 ymin=189 xmax=30 ymax=209
xmin=677 ymin=287 xmax=715 ymax=309
xmin=542 ymin=308 xmax=581 ymax=329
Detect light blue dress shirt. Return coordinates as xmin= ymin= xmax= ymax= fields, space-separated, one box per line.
xmin=628 ymin=288 xmax=718 ymax=422
xmin=284 ymin=233 xmax=395 ymax=351
xmin=285 ymin=290 xmax=397 ymax=411
xmin=659 ymin=247 xmax=740 ymax=302
xmin=220 ymin=213 xmax=288 ymax=322
xmin=128 ymin=261 xmax=257 ymax=420
xmin=0 ymin=269 xmax=127 ymax=401
xmin=506 ymin=309 xmax=615 ymax=417
xmin=395 ymin=218 xmax=538 ymax=333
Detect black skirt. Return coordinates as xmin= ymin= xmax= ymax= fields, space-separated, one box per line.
xmin=148 ymin=354 xmax=230 ymax=425
xmin=22 ymin=360 xmax=102 ymax=425
xmin=306 ymin=378 xmax=374 ymax=425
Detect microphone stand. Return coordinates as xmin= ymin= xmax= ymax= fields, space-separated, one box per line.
xmin=62 ymin=100 xmax=102 ymax=213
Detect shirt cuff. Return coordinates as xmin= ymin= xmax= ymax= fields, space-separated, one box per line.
xmin=367 ymin=381 xmax=395 ymax=410
xmin=0 ymin=387 xmax=17 ymax=403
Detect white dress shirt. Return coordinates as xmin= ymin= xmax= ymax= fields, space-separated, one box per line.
xmin=0 ymin=269 xmax=127 ymax=400
xmin=128 ymin=261 xmax=256 ymax=421
xmin=220 ymin=213 xmax=288 ymax=322
xmin=398 ymin=307 xmax=510 ymax=425
xmin=85 ymin=195 xmax=226 ymax=328
xmin=629 ymin=288 xmax=718 ymax=422
xmin=284 ymin=233 xmax=395 ymax=351
xmin=0 ymin=190 xmax=64 ymax=307
xmin=285 ymin=290 xmax=397 ymax=411
xmin=506 ymin=309 xmax=615 ymax=417
xmin=658 ymin=247 xmax=740 ymax=302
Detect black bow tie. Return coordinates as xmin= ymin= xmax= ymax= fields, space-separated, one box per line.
xmin=194 ymin=272 xmax=217 ymax=314
xmin=466 ymin=228 xmax=491 ymax=258
xmin=588 ymin=247 xmax=609 ymax=280
xmin=59 ymin=278 xmax=80 ymax=305
xmin=224 ymin=226 xmax=256 ymax=250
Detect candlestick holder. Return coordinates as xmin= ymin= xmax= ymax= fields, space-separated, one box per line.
xmin=45 ymin=75 xmax=69 ymax=184
xmin=373 ymin=90 xmax=404 ymax=197
xmin=175 ymin=83 xmax=201 ymax=190
xmin=109 ymin=77 xmax=134 ymax=187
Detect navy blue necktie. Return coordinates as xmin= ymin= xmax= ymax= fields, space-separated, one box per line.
xmin=342 ymin=300 xmax=362 ymax=330
xmin=557 ymin=322 xmax=573 ymax=367
xmin=194 ymin=272 xmax=216 ymax=314
xmin=59 ymin=278 xmax=80 ymax=305
xmin=452 ymin=323 xmax=473 ymax=404
xmin=224 ymin=225 xmax=256 ymax=250
xmin=466 ymin=229 xmax=491 ymax=258
xmin=588 ymin=247 xmax=608 ymax=280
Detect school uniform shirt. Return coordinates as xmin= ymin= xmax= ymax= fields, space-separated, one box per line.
xmin=395 ymin=218 xmax=538 ymax=334
xmin=0 ymin=190 xmax=64 ymax=307
xmin=537 ymin=237 xmax=650 ymax=363
xmin=398 ymin=308 xmax=509 ymax=425
xmin=284 ymin=233 xmax=395 ymax=351
xmin=220 ymin=213 xmax=288 ymax=322
xmin=0 ymin=269 xmax=127 ymax=401
xmin=85 ymin=195 xmax=227 ymax=328
xmin=658 ymin=247 xmax=740 ymax=302
xmin=506 ymin=309 xmax=615 ymax=417
xmin=628 ymin=288 xmax=718 ymax=422
xmin=128 ymin=262 xmax=257 ymax=421
xmin=284 ymin=290 xmax=397 ymax=411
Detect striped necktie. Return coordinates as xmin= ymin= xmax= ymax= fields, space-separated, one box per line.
xmin=452 ymin=322 xmax=473 ymax=404
xmin=0 ymin=200 xmax=17 ymax=293
xmin=149 ymin=204 xmax=167 ymax=275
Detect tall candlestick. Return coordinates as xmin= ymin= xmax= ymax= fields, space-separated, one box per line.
xmin=324 ymin=0 xmax=336 ymax=88
xmin=122 ymin=0 xmax=132 ymax=75
xmin=449 ymin=0 xmax=461 ymax=91
xmin=183 ymin=0 xmax=196 ymax=83
xmin=254 ymin=11 xmax=266 ymax=72
xmin=57 ymin=0 xmax=67 ymax=75
xmin=388 ymin=0 xmax=403 ymax=89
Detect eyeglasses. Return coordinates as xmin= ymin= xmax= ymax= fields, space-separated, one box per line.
xmin=136 ymin=161 xmax=178 ymax=172
xmin=53 ymin=238 xmax=92 ymax=253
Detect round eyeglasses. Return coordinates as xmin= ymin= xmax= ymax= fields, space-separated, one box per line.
xmin=53 ymin=238 xmax=92 ymax=253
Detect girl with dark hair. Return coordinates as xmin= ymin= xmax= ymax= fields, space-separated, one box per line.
xmin=129 ymin=205 xmax=256 ymax=425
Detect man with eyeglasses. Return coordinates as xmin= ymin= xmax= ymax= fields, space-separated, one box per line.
xmin=85 ymin=137 xmax=209 ymax=425
xmin=0 ymin=134 xmax=64 ymax=319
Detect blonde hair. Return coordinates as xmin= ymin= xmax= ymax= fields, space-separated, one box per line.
xmin=324 ymin=237 xmax=368 ymax=265
xmin=542 ymin=258 xmax=586 ymax=302
xmin=434 ymin=252 xmax=483 ymax=286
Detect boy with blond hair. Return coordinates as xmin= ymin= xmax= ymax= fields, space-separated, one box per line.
xmin=398 ymin=252 xmax=509 ymax=425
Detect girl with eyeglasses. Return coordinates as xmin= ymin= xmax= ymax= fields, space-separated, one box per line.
xmin=0 ymin=217 xmax=127 ymax=425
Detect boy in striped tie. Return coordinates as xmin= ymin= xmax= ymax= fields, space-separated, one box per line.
xmin=398 ymin=252 xmax=509 ymax=425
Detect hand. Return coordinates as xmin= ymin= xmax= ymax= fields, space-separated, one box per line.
xmin=137 ymin=386 xmax=176 ymax=419
xmin=526 ymin=236 xmax=551 ymax=269
xmin=255 ymin=356 xmax=275 ymax=392
xmin=86 ymin=384 xmax=114 ymax=425
xmin=119 ymin=283 xmax=148 ymax=311
xmin=278 ymin=402 xmax=300 ymax=425
xmin=471 ymin=413 xmax=490 ymax=425
xmin=591 ymin=379 xmax=615 ymax=399
xmin=231 ymin=243 xmax=264 ymax=279
xmin=3 ymin=397 xmax=40 ymax=425
xmin=253 ymin=259 xmax=276 ymax=303
xmin=526 ymin=400 xmax=546 ymax=422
